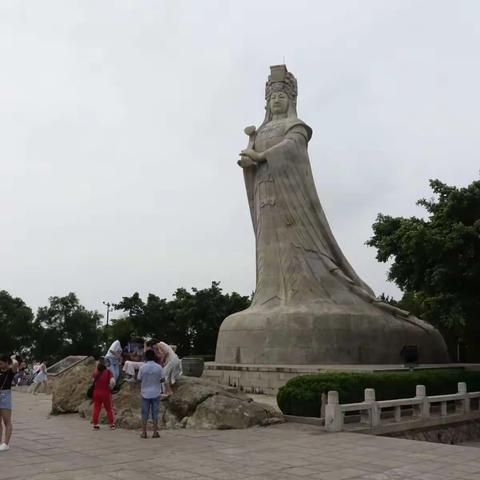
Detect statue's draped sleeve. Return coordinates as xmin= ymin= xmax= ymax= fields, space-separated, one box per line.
xmin=243 ymin=152 xmax=257 ymax=233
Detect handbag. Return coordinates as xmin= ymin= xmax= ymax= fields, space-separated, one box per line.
xmin=86 ymin=369 xmax=105 ymax=399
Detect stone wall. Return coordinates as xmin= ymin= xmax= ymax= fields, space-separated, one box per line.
xmin=384 ymin=419 xmax=480 ymax=445
xmin=204 ymin=363 xmax=322 ymax=395
xmin=204 ymin=362 xmax=480 ymax=397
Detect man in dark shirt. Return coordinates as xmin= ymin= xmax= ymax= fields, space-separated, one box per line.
xmin=0 ymin=354 xmax=18 ymax=452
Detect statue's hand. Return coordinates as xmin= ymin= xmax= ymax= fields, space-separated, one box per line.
xmin=238 ymin=157 xmax=256 ymax=168
xmin=240 ymin=149 xmax=265 ymax=163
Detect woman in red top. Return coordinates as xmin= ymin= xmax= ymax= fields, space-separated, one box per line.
xmin=91 ymin=359 xmax=115 ymax=430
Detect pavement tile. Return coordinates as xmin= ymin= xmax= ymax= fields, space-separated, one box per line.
xmin=325 ymin=468 xmax=371 ymax=479
xmin=4 ymin=391 xmax=480 ymax=480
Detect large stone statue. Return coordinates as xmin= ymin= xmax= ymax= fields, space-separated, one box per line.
xmin=216 ymin=65 xmax=448 ymax=365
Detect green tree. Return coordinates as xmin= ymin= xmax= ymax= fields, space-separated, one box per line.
xmin=114 ymin=292 xmax=145 ymax=320
xmin=34 ymin=293 xmax=102 ymax=363
xmin=113 ymin=282 xmax=250 ymax=357
xmin=112 ymin=291 xmax=189 ymax=351
xmin=367 ymin=178 xmax=480 ymax=361
xmin=105 ymin=316 xmax=135 ymax=349
xmin=0 ymin=290 xmax=35 ymax=357
xmin=144 ymin=293 xmax=191 ymax=354
xmin=180 ymin=282 xmax=251 ymax=357
xmin=111 ymin=292 xmax=146 ymax=344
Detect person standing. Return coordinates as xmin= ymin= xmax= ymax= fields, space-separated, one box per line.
xmin=91 ymin=359 xmax=116 ymax=430
xmin=32 ymin=361 xmax=48 ymax=394
xmin=157 ymin=342 xmax=181 ymax=397
xmin=137 ymin=349 xmax=164 ymax=439
xmin=105 ymin=339 xmax=123 ymax=382
xmin=0 ymin=354 xmax=18 ymax=452
xmin=13 ymin=357 xmax=27 ymax=387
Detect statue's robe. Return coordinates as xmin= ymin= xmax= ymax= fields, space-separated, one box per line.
xmin=244 ymin=119 xmax=376 ymax=303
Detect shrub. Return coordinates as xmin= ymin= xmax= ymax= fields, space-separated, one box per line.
xmin=277 ymin=369 xmax=480 ymax=417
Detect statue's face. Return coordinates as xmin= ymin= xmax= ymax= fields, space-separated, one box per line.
xmin=269 ymin=91 xmax=289 ymax=115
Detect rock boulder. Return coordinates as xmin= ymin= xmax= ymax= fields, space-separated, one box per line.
xmin=186 ymin=394 xmax=283 ymax=429
xmin=167 ymin=376 xmax=250 ymax=418
xmin=51 ymin=357 xmax=96 ymax=414
xmin=53 ymin=366 xmax=284 ymax=429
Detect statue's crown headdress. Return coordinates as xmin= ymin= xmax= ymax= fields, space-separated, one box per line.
xmin=265 ymin=65 xmax=298 ymax=104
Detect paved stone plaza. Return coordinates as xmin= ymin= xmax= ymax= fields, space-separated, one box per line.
xmin=2 ymin=392 xmax=480 ymax=480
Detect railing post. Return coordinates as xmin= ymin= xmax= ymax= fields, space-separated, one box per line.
xmin=363 ymin=388 xmax=380 ymax=427
xmin=325 ymin=390 xmax=343 ymax=432
xmin=320 ymin=392 xmax=327 ymax=419
xmin=394 ymin=405 xmax=402 ymax=422
xmin=415 ymin=385 xmax=430 ymax=418
xmin=457 ymin=382 xmax=470 ymax=413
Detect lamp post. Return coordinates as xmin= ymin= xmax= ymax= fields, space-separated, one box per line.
xmin=103 ymin=301 xmax=114 ymax=327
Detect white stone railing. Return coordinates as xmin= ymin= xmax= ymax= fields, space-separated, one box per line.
xmin=325 ymin=382 xmax=480 ymax=432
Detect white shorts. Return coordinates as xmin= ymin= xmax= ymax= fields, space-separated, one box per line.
xmin=123 ymin=361 xmax=144 ymax=377
xmin=164 ymin=357 xmax=182 ymax=385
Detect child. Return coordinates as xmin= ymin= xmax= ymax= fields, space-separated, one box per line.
xmin=137 ymin=349 xmax=164 ymax=439
xmin=91 ymin=358 xmax=116 ymax=430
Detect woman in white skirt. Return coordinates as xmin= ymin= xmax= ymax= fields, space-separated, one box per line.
xmin=157 ymin=342 xmax=182 ymax=396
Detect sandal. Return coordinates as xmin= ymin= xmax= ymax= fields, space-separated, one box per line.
xmin=93 ymin=425 xmax=100 ymax=430
xmin=140 ymin=432 xmax=147 ymax=439
xmin=110 ymin=424 xmax=116 ymax=430
xmin=152 ymin=431 xmax=160 ymax=438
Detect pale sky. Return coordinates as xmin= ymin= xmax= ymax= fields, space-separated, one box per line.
xmin=1 ymin=0 xmax=479 ymax=319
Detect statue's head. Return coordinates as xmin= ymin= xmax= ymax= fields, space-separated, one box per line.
xmin=269 ymin=90 xmax=289 ymax=115
xmin=264 ymin=65 xmax=298 ymax=120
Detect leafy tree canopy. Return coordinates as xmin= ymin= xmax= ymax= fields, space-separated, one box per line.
xmin=34 ymin=292 xmax=102 ymax=363
xmin=112 ymin=281 xmax=250 ymax=357
xmin=0 ymin=290 xmax=35 ymax=357
xmin=2 ymin=283 xmax=250 ymax=363
xmin=367 ymin=178 xmax=480 ymax=360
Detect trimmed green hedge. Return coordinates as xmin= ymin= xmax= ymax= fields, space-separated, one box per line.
xmin=277 ymin=369 xmax=480 ymax=417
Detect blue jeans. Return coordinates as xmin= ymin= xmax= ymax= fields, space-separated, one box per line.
xmin=141 ymin=396 xmax=160 ymax=421
xmin=106 ymin=357 xmax=120 ymax=382
xmin=0 ymin=390 xmax=12 ymax=410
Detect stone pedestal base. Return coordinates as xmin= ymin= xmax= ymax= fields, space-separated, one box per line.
xmin=204 ymin=363 xmax=478 ymax=396
xmin=215 ymin=304 xmax=449 ymax=365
